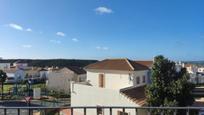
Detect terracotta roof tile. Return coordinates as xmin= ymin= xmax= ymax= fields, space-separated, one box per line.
xmin=85 ymin=59 xmax=149 ymax=71
xmin=134 ymin=61 xmax=153 ymax=68
xmin=120 ymin=86 xmax=146 ymax=106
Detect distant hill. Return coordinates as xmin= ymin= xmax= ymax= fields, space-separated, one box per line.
xmin=0 ymin=59 xmax=98 ymax=68
xmin=184 ymin=61 xmax=204 ymax=66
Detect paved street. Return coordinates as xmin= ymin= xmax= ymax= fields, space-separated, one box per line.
xmin=0 ymin=100 xmax=70 ymax=115
xmin=0 ymin=101 xmax=41 ymax=115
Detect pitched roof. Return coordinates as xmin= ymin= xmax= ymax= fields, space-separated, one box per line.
xmin=134 ymin=61 xmax=153 ymax=68
xmin=84 ymin=59 xmax=149 ymax=71
xmin=184 ymin=64 xmax=193 ymax=67
xmin=38 ymin=68 xmax=48 ymax=71
xmin=120 ymin=85 xmax=146 ymax=106
xmin=67 ymin=66 xmax=86 ymax=75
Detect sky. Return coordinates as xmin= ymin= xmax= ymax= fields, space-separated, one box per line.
xmin=0 ymin=0 xmax=203 ymax=61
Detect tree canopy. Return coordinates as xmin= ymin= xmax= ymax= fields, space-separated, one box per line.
xmin=0 ymin=70 xmax=7 ymax=84
xmin=0 ymin=59 xmax=97 ymax=68
xmin=146 ymin=55 xmax=194 ymax=114
xmin=0 ymin=70 xmax=7 ymax=100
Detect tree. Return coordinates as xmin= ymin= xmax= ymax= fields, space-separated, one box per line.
xmin=146 ymin=55 xmax=194 ymax=114
xmin=0 ymin=70 xmax=7 ymax=100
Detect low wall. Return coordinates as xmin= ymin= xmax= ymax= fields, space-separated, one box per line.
xmin=71 ymin=83 xmax=146 ymax=115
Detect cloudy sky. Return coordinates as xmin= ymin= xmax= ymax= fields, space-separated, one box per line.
xmin=0 ymin=0 xmax=203 ymax=60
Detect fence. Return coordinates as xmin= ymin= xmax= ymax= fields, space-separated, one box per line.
xmin=0 ymin=106 xmax=202 ymax=115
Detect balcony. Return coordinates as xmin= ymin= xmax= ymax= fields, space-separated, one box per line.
xmin=0 ymin=106 xmax=202 ymax=115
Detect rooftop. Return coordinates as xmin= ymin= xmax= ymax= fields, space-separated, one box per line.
xmin=84 ymin=59 xmax=149 ymax=71
xmin=120 ymin=85 xmax=146 ymax=106
xmin=135 ymin=61 xmax=153 ymax=68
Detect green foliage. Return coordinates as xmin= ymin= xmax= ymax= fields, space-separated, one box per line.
xmin=0 ymin=59 xmax=97 ymax=68
xmin=0 ymin=70 xmax=8 ymax=100
xmin=146 ymin=55 xmax=195 ymax=114
xmin=0 ymin=70 xmax=7 ymax=83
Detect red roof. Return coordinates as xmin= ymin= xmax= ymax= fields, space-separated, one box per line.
xmin=84 ymin=59 xmax=149 ymax=71
xmin=120 ymin=85 xmax=146 ymax=106
xmin=134 ymin=61 xmax=153 ymax=68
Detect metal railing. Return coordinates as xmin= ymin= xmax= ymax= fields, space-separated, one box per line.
xmin=0 ymin=106 xmax=202 ymax=115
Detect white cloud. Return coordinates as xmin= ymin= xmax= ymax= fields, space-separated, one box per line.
xmin=50 ymin=40 xmax=61 ymax=44
xmin=22 ymin=44 xmax=32 ymax=48
xmin=96 ymin=46 xmax=101 ymax=50
xmin=26 ymin=28 xmax=32 ymax=32
xmin=8 ymin=23 xmax=33 ymax=32
xmin=103 ymin=47 xmax=109 ymax=50
xmin=95 ymin=7 xmax=113 ymax=14
xmin=8 ymin=23 xmax=23 ymax=31
xmin=96 ymin=46 xmax=109 ymax=50
xmin=56 ymin=32 xmax=66 ymax=37
xmin=72 ymin=38 xmax=79 ymax=42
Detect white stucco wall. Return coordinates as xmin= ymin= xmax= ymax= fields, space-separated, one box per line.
xmin=86 ymin=69 xmax=148 ymax=90
xmin=198 ymin=67 xmax=204 ymax=73
xmin=47 ymin=68 xmax=86 ymax=94
xmin=39 ymin=71 xmax=48 ymax=79
xmin=47 ymin=71 xmax=75 ymax=94
xmin=71 ymin=83 xmax=146 ymax=115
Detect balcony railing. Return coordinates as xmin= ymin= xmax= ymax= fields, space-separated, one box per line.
xmin=0 ymin=106 xmax=202 ymax=115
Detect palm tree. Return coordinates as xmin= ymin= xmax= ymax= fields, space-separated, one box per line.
xmin=0 ymin=70 xmax=7 ymax=100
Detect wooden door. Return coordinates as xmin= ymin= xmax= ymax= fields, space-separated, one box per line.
xmin=99 ymin=74 xmax=105 ymax=88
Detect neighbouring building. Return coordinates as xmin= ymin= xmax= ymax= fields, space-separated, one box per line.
xmin=198 ymin=67 xmax=204 ymax=73
xmin=135 ymin=61 xmax=153 ymax=69
xmin=176 ymin=62 xmax=204 ymax=84
xmin=13 ymin=60 xmax=28 ymax=69
xmin=71 ymin=58 xmax=151 ymax=115
xmin=4 ymin=67 xmax=25 ymax=83
xmin=47 ymin=66 xmax=86 ymax=94
xmin=0 ymin=63 xmax=10 ymax=70
xmin=184 ymin=64 xmax=198 ymax=74
xmin=39 ymin=68 xmax=49 ymax=79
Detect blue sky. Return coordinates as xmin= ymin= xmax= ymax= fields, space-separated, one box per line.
xmin=0 ymin=0 xmax=203 ymax=61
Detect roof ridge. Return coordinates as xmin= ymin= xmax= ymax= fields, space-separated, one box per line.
xmin=106 ymin=58 xmax=128 ymax=60
xmin=125 ymin=59 xmax=135 ymax=71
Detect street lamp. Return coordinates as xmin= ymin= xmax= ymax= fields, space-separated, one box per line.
xmin=45 ymin=78 xmax=48 ymax=97
xmin=15 ymin=74 xmax=21 ymax=95
xmin=27 ymin=79 xmax=32 ymax=115
xmin=27 ymin=79 xmax=32 ymax=105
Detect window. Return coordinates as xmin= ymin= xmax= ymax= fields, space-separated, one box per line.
xmin=136 ymin=76 xmax=140 ymax=84
xmin=129 ymin=75 xmax=133 ymax=81
xmin=142 ymin=76 xmax=146 ymax=83
xmin=99 ymin=74 xmax=105 ymax=88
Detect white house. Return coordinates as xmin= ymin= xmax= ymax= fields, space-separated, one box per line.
xmin=39 ymin=68 xmax=49 ymax=79
xmin=13 ymin=60 xmax=28 ymax=69
xmin=184 ymin=64 xmax=198 ymax=74
xmin=175 ymin=62 xmax=204 ymax=84
xmin=47 ymin=67 xmax=86 ymax=94
xmin=4 ymin=68 xmax=25 ymax=83
xmin=198 ymin=67 xmax=204 ymax=73
xmin=0 ymin=63 xmax=10 ymax=70
xmin=71 ymin=59 xmax=151 ymax=115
